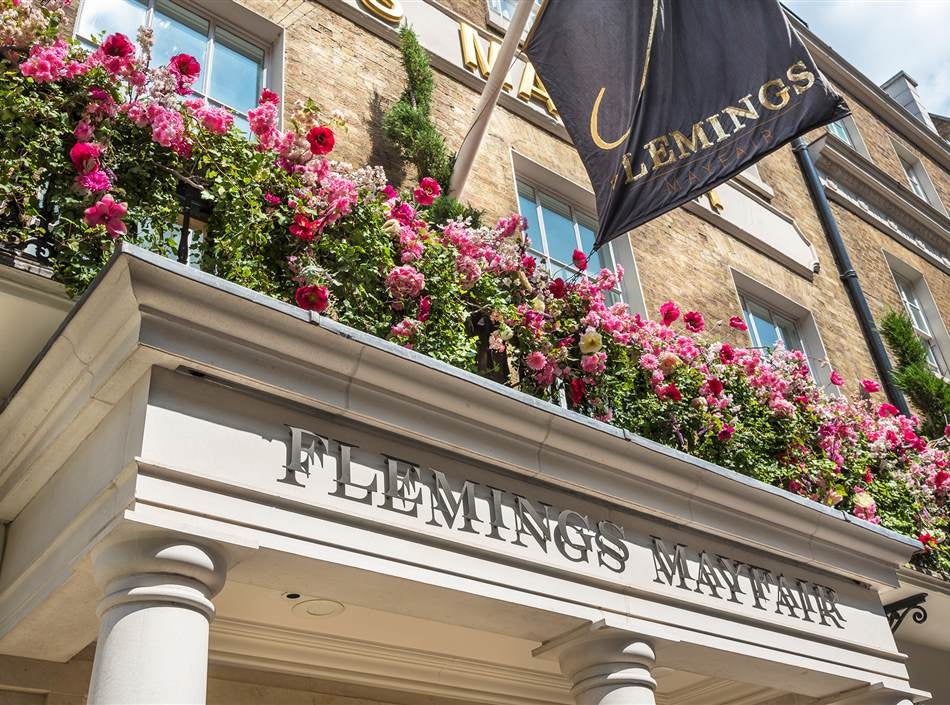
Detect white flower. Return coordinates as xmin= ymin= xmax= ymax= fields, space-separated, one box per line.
xmin=579 ymin=327 xmax=603 ymax=354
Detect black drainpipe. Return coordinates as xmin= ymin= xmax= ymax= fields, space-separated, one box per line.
xmin=791 ymin=137 xmax=911 ymax=415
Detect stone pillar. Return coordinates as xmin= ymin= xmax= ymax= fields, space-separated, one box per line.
xmin=557 ymin=631 xmax=657 ymax=705
xmin=87 ymin=536 xmax=227 ymax=705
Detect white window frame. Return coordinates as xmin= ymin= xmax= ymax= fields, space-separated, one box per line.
xmin=486 ymin=0 xmax=542 ymax=36
xmin=885 ymin=253 xmax=950 ymax=379
xmin=890 ymin=138 xmax=947 ymax=215
xmin=509 ymin=151 xmax=646 ymax=315
xmin=74 ymin=0 xmax=283 ymax=124
xmin=826 ymin=115 xmax=871 ymax=159
xmin=731 ymin=268 xmax=834 ymax=390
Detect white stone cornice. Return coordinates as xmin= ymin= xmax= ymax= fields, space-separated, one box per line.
xmin=0 ymin=246 xmax=922 ymax=590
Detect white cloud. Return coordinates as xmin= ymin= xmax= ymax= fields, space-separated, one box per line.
xmin=784 ymin=0 xmax=950 ymax=115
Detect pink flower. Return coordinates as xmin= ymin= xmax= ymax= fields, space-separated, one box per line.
xmin=683 ymin=310 xmax=704 ymax=333
xmin=878 ymin=403 xmax=899 ymax=417
xmin=860 ymin=378 xmax=881 ymax=394
xmin=73 ymin=121 xmax=95 ymax=142
xmin=639 ymin=353 xmax=659 ymax=370
xmin=717 ymin=425 xmax=735 ymax=442
xmin=521 ymin=255 xmax=537 ymax=277
xmin=193 ymin=105 xmax=234 ymax=134
xmin=90 ymin=33 xmax=136 ymax=76
xmin=263 ymin=193 xmax=281 ymax=205
xmin=830 ymin=370 xmax=844 ymax=386
xmin=659 ymin=300 xmax=680 ymax=326
xmin=385 ymin=265 xmax=425 ymax=300
xmin=83 ymin=195 xmax=127 ymax=238
xmin=260 ymin=88 xmax=280 ymax=104
xmin=248 ymin=101 xmax=278 ymax=138
xmin=572 ymin=249 xmax=588 ymax=271
xmin=19 ymin=39 xmax=68 ymax=83
xmin=581 ymin=352 xmax=607 ymax=375
xmin=306 ymin=125 xmax=335 ymax=155
xmin=77 ymin=169 xmax=111 ymax=192
xmin=413 ymin=177 xmax=441 ymax=206
xmin=549 ymin=278 xmax=567 ymax=299
xmin=418 ymin=296 xmax=431 ymax=322
xmin=728 ymin=315 xmax=748 ymax=331
xmin=719 ymin=343 xmax=736 ymax=364
xmin=525 ymin=351 xmax=548 ymax=371
xmin=295 ymin=285 xmax=329 ymax=312
xmin=382 ymin=184 xmax=398 ymax=200
xmin=657 ymin=383 xmax=682 ymax=402
xmin=168 ymin=53 xmax=201 ymax=94
xmin=289 ymin=213 xmax=317 ymax=241
xmin=69 ymin=141 xmax=100 ymax=174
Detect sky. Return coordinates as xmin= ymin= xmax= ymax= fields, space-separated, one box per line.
xmin=783 ymin=0 xmax=950 ymax=116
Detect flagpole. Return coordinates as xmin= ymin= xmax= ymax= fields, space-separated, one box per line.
xmin=449 ymin=0 xmax=535 ymax=200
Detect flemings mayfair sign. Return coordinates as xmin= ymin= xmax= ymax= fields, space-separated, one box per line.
xmin=283 ymin=425 xmax=847 ymax=630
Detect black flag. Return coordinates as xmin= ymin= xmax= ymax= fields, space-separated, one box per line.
xmin=524 ymin=0 xmax=850 ymax=249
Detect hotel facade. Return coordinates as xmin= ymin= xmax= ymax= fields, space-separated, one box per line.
xmin=1 ymin=1 xmax=949 ymax=704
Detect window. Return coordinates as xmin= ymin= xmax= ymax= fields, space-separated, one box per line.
xmin=900 ymin=156 xmax=927 ymax=200
xmin=741 ymin=295 xmax=814 ymax=375
xmin=516 ymin=180 xmax=623 ymax=304
xmin=827 ymin=119 xmax=854 ymax=148
xmin=487 ymin=0 xmax=542 ymax=32
xmin=894 ymin=273 xmax=948 ymax=376
xmin=76 ymin=0 xmax=268 ymax=133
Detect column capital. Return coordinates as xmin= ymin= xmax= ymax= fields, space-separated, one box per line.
xmin=91 ymin=535 xmax=227 ymax=621
xmin=538 ymin=625 xmax=657 ymax=705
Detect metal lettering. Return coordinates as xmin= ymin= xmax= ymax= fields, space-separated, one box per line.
xmin=280 ymin=426 xmax=328 ymax=487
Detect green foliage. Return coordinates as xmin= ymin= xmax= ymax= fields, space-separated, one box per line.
xmin=382 ymin=25 xmax=454 ymax=190
xmin=881 ymin=310 xmax=950 ymax=438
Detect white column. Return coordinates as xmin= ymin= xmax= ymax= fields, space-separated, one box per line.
xmin=557 ymin=631 xmax=657 ymax=705
xmin=87 ymin=536 xmax=227 ymax=705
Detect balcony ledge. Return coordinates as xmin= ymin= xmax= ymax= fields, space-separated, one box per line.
xmin=0 ymin=244 xmax=921 ymax=591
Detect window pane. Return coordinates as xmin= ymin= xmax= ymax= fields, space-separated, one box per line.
xmin=78 ymin=0 xmax=147 ymax=41
xmin=828 ymin=120 xmax=853 ymax=147
xmin=538 ymin=193 xmax=577 ymax=266
xmin=775 ymin=315 xmax=805 ymax=353
xmin=577 ymin=220 xmax=602 ymax=272
xmin=209 ymin=28 xmax=264 ymax=114
xmin=152 ymin=0 xmax=210 ymax=88
xmin=745 ymin=301 xmax=780 ymax=350
xmin=517 ymin=185 xmax=542 ymax=252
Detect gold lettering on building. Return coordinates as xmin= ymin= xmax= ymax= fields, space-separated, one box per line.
xmin=517 ymin=62 xmax=558 ymax=116
xmin=458 ymin=22 xmax=512 ymax=91
xmin=358 ymin=0 xmax=403 ymax=23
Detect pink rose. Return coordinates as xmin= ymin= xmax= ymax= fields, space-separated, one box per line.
xmin=413 ymin=177 xmax=441 ymax=206
xmin=385 ymin=265 xmax=425 ymax=300
xmin=717 ymin=425 xmax=735 ymax=442
xmin=728 ymin=315 xmax=748 ymax=331
xmin=659 ymin=300 xmax=680 ymax=326
xmin=683 ymin=310 xmax=704 ymax=333
xmin=69 ymin=141 xmax=101 ymax=174
xmin=295 ymin=285 xmax=329 ymax=312
xmin=83 ymin=195 xmax=127 ymax=238
xmin=306 ymin=125 xmax=335 ymax=155
xmin=169 ymin=53 xmax=201 ymax=94
xmin=525 ymin=351 xmax=548 ymax=371
xmin=572 ymin=249 xmax=588 ymax=271
xmin=860 ymin=378 xmax=881 ymax=393
xmin=830 ymin=370 xmax=844 ymax=386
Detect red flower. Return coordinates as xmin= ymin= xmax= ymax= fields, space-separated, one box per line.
xmin=683 ymin=310 xmax=704 ymax=333
xmin=413 ymin=177 xmax=441 ymax=206
xmin=657 ymin=383 xmax=682 ymax=402
xmin=719 ymin=343 xmax=736 ymax=364
xmin=168 ymin=53 xmax=200 ymax=94
xmin=918 ymin=531 xmax=937 ymax=549
xmin=717 ymin=425 xmax=735 ymax=442
xmin=829 ymin=370 xmax=844 ymax=386
xmin=706 ymin=377 xmax=724 ymax=395
xmin=521 ymin=255 xmax=537 ymax=277
xmin=860 ymin=378 xmax=881 ymax=393
xmin=260 ymin=88 xmax=280 ymax=104
xmin=934 ymin=470 xmax=949 ymax=489
xmin=945 ymin=424 xmax=950 ymax=437
xmin=568 ymin=377 xmax=587 ymax=405
xmin=102 ymin=33 xmax=135 ymax=59
xmin=295 ymin=285 xmax=329 ymax=312
xmin=69 ymin=141 xmax=100 ymax=174
xmin=659 ymin=300 xmax=680 ymax=326
xmin=878 ymin=403 xmax=900 ymax=418
xmin=549 ymin=277 xmax=567 ymax=299
xmin=572 ymin=249 xmax=587 ymax=271
xmin=728 ymin=315 xmax=748 ymax=331
xmin=306 ymin=125 xmax=335 ymax=155
xmin=289 ymin=213 xmax=317 ymax=240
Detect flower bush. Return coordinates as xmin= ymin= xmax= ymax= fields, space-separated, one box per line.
xmin=2 ymin=0 xmax=948 ymax=572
